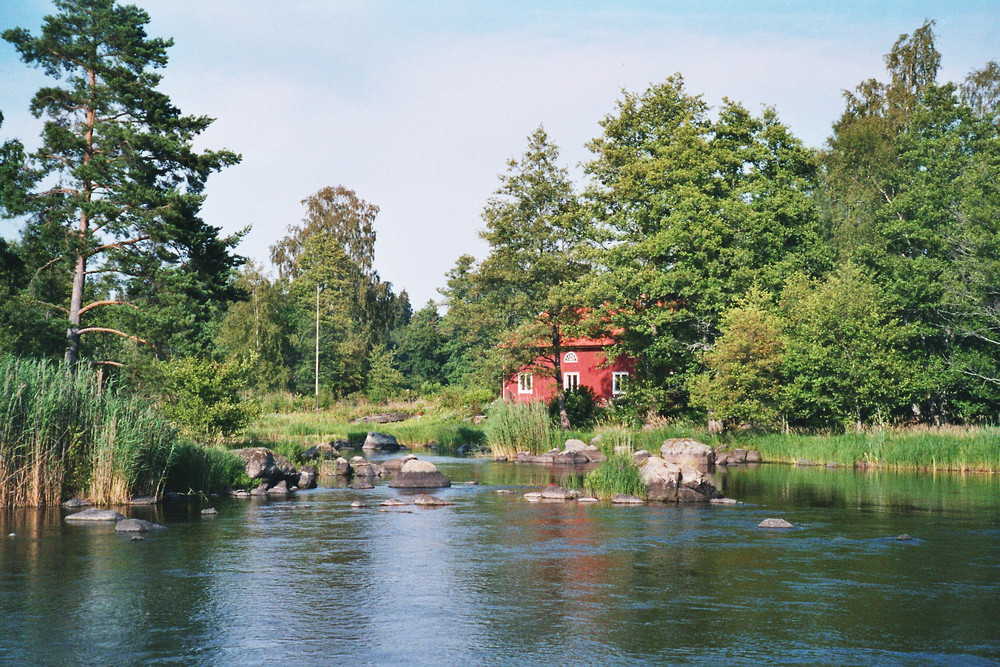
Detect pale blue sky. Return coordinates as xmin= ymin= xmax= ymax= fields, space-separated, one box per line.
xmin=1 ymin=1 xmax=998 ymax=306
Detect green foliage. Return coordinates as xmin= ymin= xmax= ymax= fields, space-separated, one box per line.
xmin=0 ymin=355 xmax=177 ymax=507
xmin=586 ymin=75 xmax=826 ymax=407
xmin=548 ymin=385 xmax=600 ymax=429
xmin=779 ymin=265 xmax=920 ymax=428
xmin=584 ymin=454 xmax=647 ymax=500
xmin=687 ymin=289 xmax=785 ymax=431
xmin=160 ymin=355 xmax=260 ymax=439
xmin=3 ymin=0 xmax=242 ymax=366
xmin=483 ymin=400 xmax=554 ymax=458
xmin=365 ymin=344 xmax=405 ymax=404
xmin=393 ymin=303 xmax=448 ymax=388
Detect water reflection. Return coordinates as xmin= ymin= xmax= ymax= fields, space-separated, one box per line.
xmin=2 ymin=459 xmax=999 ymax=664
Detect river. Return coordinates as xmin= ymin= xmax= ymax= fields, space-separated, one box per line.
xmin=2 ymin=455 xmax=998 ymax=665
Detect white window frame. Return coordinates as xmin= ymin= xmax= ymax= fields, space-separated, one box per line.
xmin=612 ymin=371 xmax=629 ymax=396
xmin=518 ymin=373 xmax=533 ymax=394
xmin=563 ymin=351 xmax=578 ymax=364
xmin=563 ymin=372 xmax=580 ymax=392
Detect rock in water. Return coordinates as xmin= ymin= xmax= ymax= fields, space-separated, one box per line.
xmin=114 ymin=518 xmax=165 ymax=532
xmin=381 ymin=455 xmax=418 ymax=474
xmin=201 ymin=508 xmax=218 ymax=515
xmin=660 ymin=438 xmax=715 ymax=468
xmin=897 ymin=534 xmax=913 ymax=541
xmin=61 ymin=497 xmax=93 ymax=509
xmin=362 ymin=431 xmax=401 ymax=452
xmin=758 ymin=518 xmax=795 ymax=529
xmin=388 ymin=459 xmax=451 ymax=489
xmin=612 ymin=494 xmax=645 ymax=505
xmin=65 ymin=508 xmax=126 ymax=522
xmin=413 ymin=495 xmax=452 ymax=506
xmin=380 ymin=498 xmax=408 ymax=507
xmin=540 ymin=487 xmax=579 ymax=501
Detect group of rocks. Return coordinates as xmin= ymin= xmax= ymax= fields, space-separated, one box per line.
xmin=229 ymin=432 xmax=452 ymax=498
xmin=502 ymin=437 xmax=765 ymax=504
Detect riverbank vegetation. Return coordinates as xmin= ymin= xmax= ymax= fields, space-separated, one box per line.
xmin=1 ymin=0 xmax=999 ymax=507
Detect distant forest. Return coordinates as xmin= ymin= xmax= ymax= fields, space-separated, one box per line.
xmin=2 ymin=5 xmax=999 ymax=431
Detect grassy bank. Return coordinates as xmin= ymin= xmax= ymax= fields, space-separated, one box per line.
xmin=241 ymin=398 xmax=1000 ymax=473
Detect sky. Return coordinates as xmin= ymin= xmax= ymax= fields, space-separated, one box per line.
xmin=1 ymin=1 xmax=998 ymax=308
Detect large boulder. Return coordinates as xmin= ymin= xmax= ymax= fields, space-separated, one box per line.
xmin=564 ymin=439 xmax=588 ymax=452
xmin=232 ymin=447 xmax=297 ymax=484
xmin=65 ymin=508 xmax=126 ymax=522
xmin=388 ymin=459 xmax=451 ymax=489
xmin=641 ymin=456 xmax=720 ymax=503
xmin=362 ymin=431 xmax=402 ymax=452
xmin=660 ymin=438 xmax=715 ymax=469
xmin=298 ymin=466 xmax=318 ymax=490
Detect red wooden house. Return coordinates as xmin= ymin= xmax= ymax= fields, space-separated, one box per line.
xmin=502 ymin=332 xmax=635 ymax=404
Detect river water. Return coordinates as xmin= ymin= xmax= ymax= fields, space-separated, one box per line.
xmin=1 ymin=455 xmax=998 ymax=665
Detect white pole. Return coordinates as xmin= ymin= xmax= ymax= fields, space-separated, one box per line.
xmin=315 ymin=283 xmax=320 ymax=411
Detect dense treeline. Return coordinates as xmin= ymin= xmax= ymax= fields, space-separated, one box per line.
xmin=1 ymin=5 xmax=998 ymax=435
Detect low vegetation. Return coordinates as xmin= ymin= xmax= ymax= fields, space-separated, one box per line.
xmin=584 ymin=454 xmax=647 ymax=500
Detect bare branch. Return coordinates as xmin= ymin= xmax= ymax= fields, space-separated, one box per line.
xmin=77 ymin=327 xmax=162 ymax=355
xmin=78 ymin=300 xmax=139 ymax=316
xmin=85 ymin=235 xmax=150 ymax=258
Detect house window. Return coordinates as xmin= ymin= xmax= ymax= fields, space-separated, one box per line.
xmin=563 ymin=372 xmax=580 ymax=391
xmin=612 ymin=371 xmax=629 ymax=395
xmin=518 ymin=373 xmax=533 ymax=394
xmin=563 ymin=351 xmax=578 ymax=364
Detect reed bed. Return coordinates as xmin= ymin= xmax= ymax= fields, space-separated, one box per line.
xmin=483 ymin=400 xmax=554 ymax=458
xmin=0 ymin=356 xmax=178 ymax=507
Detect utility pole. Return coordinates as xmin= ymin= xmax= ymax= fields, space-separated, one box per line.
xmin=315 ymin=283 xmax=320 ymax=411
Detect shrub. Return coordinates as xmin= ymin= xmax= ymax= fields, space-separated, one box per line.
xmin=549 ymin=385 xmax=600 ymax=428
xmin=160 ymin=355 xmax=260 ymax=439
xmin=483 ymin=399 xmax=554 ymax=458
xmin=166 ymin=442 xmax=250 ymax=493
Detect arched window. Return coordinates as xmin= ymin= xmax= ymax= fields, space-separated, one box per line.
xmin=563 ymin=351 xmax=578 ymax=364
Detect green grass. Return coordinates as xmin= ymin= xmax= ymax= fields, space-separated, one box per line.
xmin=165 ymin=442 xmax=251 ymax=494
xmin=584 ymin=454 xmax=647 ymax=500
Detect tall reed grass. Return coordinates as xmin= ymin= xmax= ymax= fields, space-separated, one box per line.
xmin=0 ymin=356 xmax=178 ymax=507
xmin=483 ymin=400 xmax=554 ymax=458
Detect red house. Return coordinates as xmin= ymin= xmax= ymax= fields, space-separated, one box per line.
xmin=502 ymin=332 xmax=635 ymax=404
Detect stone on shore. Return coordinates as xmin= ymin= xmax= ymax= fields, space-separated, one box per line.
xmin=61 ymin=497 xmax=92 ymax=509
xmin=388 ymin=459 xmax=451 ymax=488
xmin=612 ymin=494 xmax=645 ymax=505
xmin=564 ymin=439 xmax=588 ymax=452
xmin=115 ymin=518 xmax=165 ymax=532
xmin=65 ymin=508 xmax=126 ymax=522
xmin=298 ymin=466 xmax=318 ymax=490
xmin=128 ymin=495 xmax=157 ymax=505
xmin=362 ymin=431 xmax=402 ymax=452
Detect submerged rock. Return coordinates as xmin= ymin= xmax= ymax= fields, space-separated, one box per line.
xmin=388 ymin=459 xmax=451 ymax=489
xmin=495 ymin=489 xmax=515 ymax=495
xmin=758 ymin=517 xmax=795 ymax=529
xmin=523 ymin=492 xmax=542 ymax=502
xmin=65 ymin=508 xmax=125 ymax=522
xmin=115 ymin=518 xmax=165 ymax=533
xmin=350 ymin=500 xmax=366 ymax=509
